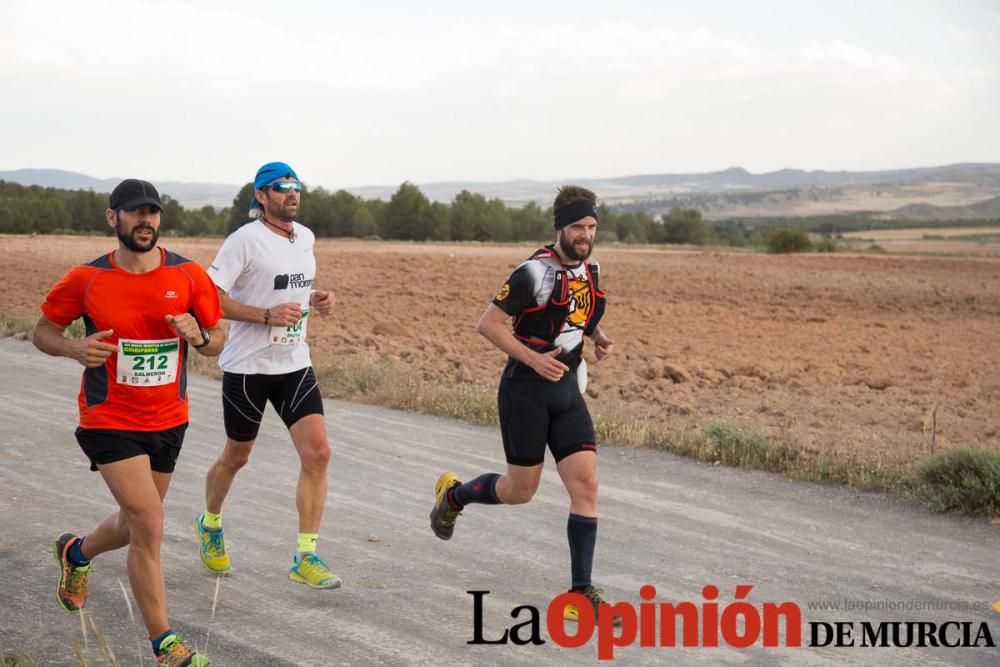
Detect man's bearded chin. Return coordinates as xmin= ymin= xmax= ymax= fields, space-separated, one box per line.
xmin=559 ymin=232 xmax=593 ymax=262
xmin=263 ymin=198 xmax=296 ymax=223
xmin=116 ymin=221 xmax=159 ymax=252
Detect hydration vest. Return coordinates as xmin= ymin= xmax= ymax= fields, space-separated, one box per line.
xmin=511 ymin=245 xmax=607 ymax=358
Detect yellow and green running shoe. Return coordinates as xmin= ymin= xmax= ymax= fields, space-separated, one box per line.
xmin=288 ymin=553 xmax=342 ymax=590
xmin=194 ymin=513 xmax=230 ymax=574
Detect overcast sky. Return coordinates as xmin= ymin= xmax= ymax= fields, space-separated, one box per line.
xmin=2 ymin=0 xmax=998 ymax=189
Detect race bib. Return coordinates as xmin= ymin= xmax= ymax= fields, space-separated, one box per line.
xmin=117 ymin=338 xmax=180 ymax=386
xmin=270 ymin=309 xmax=309 ymax=346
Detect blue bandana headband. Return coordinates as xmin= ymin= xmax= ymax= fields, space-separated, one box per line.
xmin=249 ymin=161 xmax=299 ymax=210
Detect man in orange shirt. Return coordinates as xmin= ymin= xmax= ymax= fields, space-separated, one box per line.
xmin=33 ymin=179 xmax=225 ymax=667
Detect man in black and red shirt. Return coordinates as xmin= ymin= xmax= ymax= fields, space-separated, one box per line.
xmin=430 ymin=185 xmax=617 ymax=624
xmin=33 ymin=179 xmax=223 ymax=666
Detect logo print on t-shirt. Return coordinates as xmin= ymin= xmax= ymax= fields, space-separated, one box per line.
xmin=566 ymin=276 xmax=593 ymax=328
xmin=495 ymin=283 xmax=510 ymax=301
xmin=273 ymin=274 xmax=290 ymax=290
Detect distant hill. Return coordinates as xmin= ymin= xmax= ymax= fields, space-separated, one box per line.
xmin=3 ymin=163 xmax=999 ymax=215
xmin=888 ymin=194 xmax=1000 ymax=221
xmin=606 ymin=164 xmax=1000 ymax=220
xmin=0 ymin=169 xmax=240 ymax=210
xmin=347 ymin=163 xmax=1000 ymax=206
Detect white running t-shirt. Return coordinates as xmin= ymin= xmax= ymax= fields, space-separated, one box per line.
xmin=208 ymin=220 xmax=317 ymax=374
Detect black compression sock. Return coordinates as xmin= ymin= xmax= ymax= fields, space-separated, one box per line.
xmin=452 ymin=473 xmax=502 ymax=507
xmin=567 ymin=513 xmax=598 ymax=589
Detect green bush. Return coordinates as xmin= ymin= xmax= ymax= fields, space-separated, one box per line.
xmin=917 ymin=448 xmax=1000 ymax=516
xmin=766 ymin=228 xmax=813 ymax=253
xmin=814 ymin=237 xmax=839 ymax=253
xmin=662 ymin=208 xmax=709 ymax=245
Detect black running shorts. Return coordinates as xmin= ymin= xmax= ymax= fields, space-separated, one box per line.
xmin=497 ymin=370 xmax=597 ymax=466
xmin=221 ymin=367 xmax=324 ymax=442
xmin=75 ymin=423 xmax=187 ymax=473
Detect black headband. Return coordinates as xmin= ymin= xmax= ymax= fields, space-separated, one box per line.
xmin=553 ymin=200 xmax=599 ymax=229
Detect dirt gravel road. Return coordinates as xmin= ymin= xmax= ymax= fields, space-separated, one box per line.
xmin=0 ymin=338 xmax=997 ymax=666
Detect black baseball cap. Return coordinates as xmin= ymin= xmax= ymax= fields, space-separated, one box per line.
xmin=109 ymin=179 xmax=162 ymax=212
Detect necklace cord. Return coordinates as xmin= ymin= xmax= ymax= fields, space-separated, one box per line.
xmin=262 ymin=216 xmax=296 ymax=242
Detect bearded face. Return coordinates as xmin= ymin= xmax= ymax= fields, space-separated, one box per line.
xmin=557 ymin=227 xmax=594 ymax=262
xmin=259 ymin=179 xmax=300 ymax=223
xmin=115 ymin=209 xmax=160 ymax=253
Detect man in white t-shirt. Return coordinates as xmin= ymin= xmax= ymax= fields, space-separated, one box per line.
xmin=195 ymin=161 xmax=341 ymax=590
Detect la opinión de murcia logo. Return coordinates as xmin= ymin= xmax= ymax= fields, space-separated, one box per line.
xmin=467 ymin=586 xmax=997 ymax=660
xmin=810 ymin=620 xmax=995 ymax=648
xmin=469 ymin=585 xmax=800 ymax=660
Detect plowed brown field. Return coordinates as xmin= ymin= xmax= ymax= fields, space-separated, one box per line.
xmin=4 ymin=235 xmax=999 ymax=469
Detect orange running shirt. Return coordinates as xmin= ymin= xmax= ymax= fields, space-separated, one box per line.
xmin=40 ymin=248 xmax=223 ymax=431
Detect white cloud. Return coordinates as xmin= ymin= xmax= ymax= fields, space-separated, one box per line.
xmin=0 ymin=3 xmax=967 ymax=100
xmin=0 ymin=1 xmax=996 ymax=183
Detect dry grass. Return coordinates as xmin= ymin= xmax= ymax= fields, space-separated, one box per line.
xmin=0 ymin=314 xmax=36 ymax=339
xmin=838 ymin=225 xmax=1000 ymax=256
xmin=315 ymin=358 xmax=497 ymax=425
xmin=590 ymin=400 xmax=908 ymax=489
xmin=841 ymin=225 xmax=1000 ymax=241
xmin=0 ymin=315 xmax=83 ymax=340
xmin=0 ymin=622 xmax=43 ymax=667
xmin=186 ymin=348 xmax=223 ymax=380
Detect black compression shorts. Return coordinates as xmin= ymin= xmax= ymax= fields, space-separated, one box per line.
xmin=497 ymin=371 xmax=596 ymax=466
xmin=221 ymin=367 xmax=324 ymax=442
xmin=75 ymin=423 xmax=187 ymax=473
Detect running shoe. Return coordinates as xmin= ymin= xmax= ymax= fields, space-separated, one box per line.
xmin=194 ymin=513 xmax=231 ymax=574
xmin=155 ymin=633 xmax=210 ymax=667
xmin=429 ymin=472 xmax=462 ymax=540
xmin=563 ymin=586 xmax=622 ymax=627
xmin=288 ymin=553 xmax=342 ymax=590
xmin=53 ymin=533 xmax=91 ymax=612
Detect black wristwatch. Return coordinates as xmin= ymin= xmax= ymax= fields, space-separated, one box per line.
xmin=193 ymin=328 xmax=211 ymax=349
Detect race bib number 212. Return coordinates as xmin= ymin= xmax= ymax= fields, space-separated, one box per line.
xmin=117 ymin=338 xmax=180 ymax=386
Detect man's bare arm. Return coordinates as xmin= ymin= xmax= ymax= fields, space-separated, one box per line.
xmin=217 ymin=287 xmax=301 ymax=328
xmin=476 ymin=304 xmax=568 ymax=382
xmin=32 ymin=315 xmax=116 ymax=368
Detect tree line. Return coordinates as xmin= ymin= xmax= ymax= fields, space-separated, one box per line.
xmin=0 ymin=179 xmax=720 ymax=245
xmin=13 ymin=177 xmax=971 ymax=249
xmin=225 ymin=181 xmax=716 ymax=245
xmin=0 ymin=180 xmax=227 ymax=237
